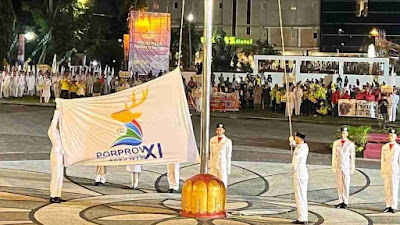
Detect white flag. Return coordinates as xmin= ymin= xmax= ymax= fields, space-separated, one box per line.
xmin=51 ymin=54 xmax=57 ymax=73
xmin=54 ymin=68 xmax=198 ymax=166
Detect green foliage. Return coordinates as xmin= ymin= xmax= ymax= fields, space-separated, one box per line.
xmin=0 ymin=0 xmax=16 ymax=68
xmin=170 ymin=20 xmax=201 ymax=68
xmin=336 ymin=126 xmax=372 ymax=152
xmin=212 ymin=27 xmax=237 ymax=71
xmin=242 ymin=40 xmax=278 ymax=57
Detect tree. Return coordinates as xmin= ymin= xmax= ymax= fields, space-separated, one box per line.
xmin=170 ymin=19 xmax=201 ymax=69
xmin=0 ymin=0 xmax=16 ymax=68
xmin=212 ymin=27 xmax=237 ymax=71
xmin=2 ymin=0 xmax=147 ymax=69
xmin=242 ymin=40 xmax=278 ymax=57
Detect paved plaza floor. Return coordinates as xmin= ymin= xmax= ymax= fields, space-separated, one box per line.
xmin=0 ymin=105 xmax=399 ymax=224
xmin=0 ymin=160 xmax=399 ymax=225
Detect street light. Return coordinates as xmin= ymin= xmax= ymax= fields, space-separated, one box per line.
xmin=187 ymin=13 xmax=194 ymax=22
xmin=24 ymin=32 xmax=36 ymax=42
xmin=370 ymin=28 xmax=379 ymax=37
xmin=368 ymin=44 xmax=376 ymax=58
xmin=77 ymin=0 xmax=88 ymax=4
xmin=187 ymin=13 xmax=194 ymax=67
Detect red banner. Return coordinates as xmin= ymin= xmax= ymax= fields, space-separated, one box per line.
xmin=188 ymin=90 xmax=240 ymax=112
xmin=17 ymin=34 xmax=25 ymax=65
xmin=123 ymin=34 xmax=129 ymax=62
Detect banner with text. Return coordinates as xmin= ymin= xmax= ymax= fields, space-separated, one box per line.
xmin=338 ymin=99 xmax=378 ymax=118
xmin=188 ymin=90 xmax=240 ymax=112
xmin=55 ymin=68 xmax=198 ymax=166
xmin=129 ymin=11 xmax=171 ymax=75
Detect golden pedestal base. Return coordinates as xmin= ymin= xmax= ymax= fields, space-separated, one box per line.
xmin=180 ymin=174 xmax=226 ymax=218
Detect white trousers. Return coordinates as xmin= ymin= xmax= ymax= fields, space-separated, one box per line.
xmin=167 ymin=163 xmax=180 ymax=190
xmin=0 ymin=84 xmax=3 ymax=98
xmin=28 ymin=89 xmax=35 ymax=96
xmin=127 ymin=165 xmax=142 ymax=188
xmin=50 ymin=150 xmax=64 ymax=198
xmin=295 ymin=99 xmax=302 ymax=116
xmin=12 ymin=86 xmax=18 ymax=97
xmin=390 ymin=106 xmax=397 ymax=122
xmin=335 ymin=171 xmax=351 ymax=204
xmin=95 ymin=166 xmax=107 ymax=183
xmin=87 ymin=85 xmax=93 ymax=94
xmin=18 ymin=86 xmax=25 ymax=97
xmin=383 ymin=173 xmax=399 ymax=209
xmin=293 ymin=177 xmax=308 ymax=222
xmin=3 ymin=86 xmax=10 ymax=98
xmin=209 ymin=167 xmax=228 ymax=188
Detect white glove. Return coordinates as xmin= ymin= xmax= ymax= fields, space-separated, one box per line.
xmin=289 ymin=136 xmax=294 ymax=142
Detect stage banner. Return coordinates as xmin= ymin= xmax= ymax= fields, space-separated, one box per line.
xmin=119 ymin=71 xmax=131 ymax=78
xmin=381 ymin=85 xmax=393 ymax=94
xmin=129 ymin=11 xmax=171 ymax=75
xmin=188 ymin=90 xmax=240 ymax=112
xmin=55 ymin=68 xmax=198 ymax=166
xmin=17 ymin=34 xmax=25 ymax=65
xmin=123 ymin=34 xmax=130 ymax=62
xmin=339 ymin=99 xmax=356 ymax=117
xmin=339 ymin=99 xmax=377 ymax=118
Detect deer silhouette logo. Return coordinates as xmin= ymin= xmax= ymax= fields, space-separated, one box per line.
xmin=111 ymin=88 xmax=149 ymax=147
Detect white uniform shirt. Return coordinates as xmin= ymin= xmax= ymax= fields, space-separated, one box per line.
xmin=381 ymin=143 xmax=400 ymax=176
xmin=18 ymin=75 xmax=26 ymax=87
xmin=291 ymin=143 xmax=309 ymax=180
xmin=28 ymin=75 xmax=35 ymax=90
xmin=332 ymin=139 xmax=356 ymax=174
xmin=391 ymin=94 xmax=399 ymax=107
xmin=209 ymin=135 xmax=232 ymax=174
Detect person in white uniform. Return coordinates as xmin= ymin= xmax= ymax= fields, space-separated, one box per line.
xmin=86 ymin=73 xmax=94 ymax=95
xmin=36 ymin=72 xmax=44 ymax=99
xmin=295 ymin=85 xmax=303 ymax=116
xmin=289 ymin=132 xmax=309 ymax=224
xmin=127 ymin=165 xmax=142 ymax=189
xmin=167 ymin=163 xmax=180 ymax=193
xmin=209 ymin=123 xmax=232 ymax=188
xmin=12 ymin=73 xmax=19 ymax=97
xmin=390 ymin=90 xmax=399 ymax=122
xmin=0 ymin=71 xmax=4 ymax=98
xmin=332 ymin=126 xmax=356 ymax=209
xmin=49 ymin=109 xmax=66 ymax=203
xmin=94 ymin=163 xmax=180 ymax=192
xmin=42 ymin=76 xmax=52 ymax=103
xmin=27 ymin=73 xmax=36 ymax=96
xmin=3 ymin=72 xmax=11 ymax=98
xmin=94 ymin=166 xmax=107 ymax=186
xmin=17 ymin=72 xmax=26 ymax=97
xmin=381 ymin=128 xmax=400 ymax=213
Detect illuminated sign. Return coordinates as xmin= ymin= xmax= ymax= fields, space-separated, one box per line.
xmin=129 ymin=11 xmax=171 ymax=75
xmin=201 ymin=36 xmax=253 ymax=45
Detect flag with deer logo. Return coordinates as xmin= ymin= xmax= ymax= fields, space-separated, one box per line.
xmin=54 ymin=68 xmax=198 ymax=167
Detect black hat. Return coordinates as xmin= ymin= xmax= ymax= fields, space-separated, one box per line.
xmin=295 ymin=132 xmax=306 ymax=139
xmin=340 ymin=126 xmax=348 ymax=132
xmin=216 ymin=123 xmax=224 ymax=129
xmin=388 ymin=128 xmax=396 ymax=135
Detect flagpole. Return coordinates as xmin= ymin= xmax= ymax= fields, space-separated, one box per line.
xmin=200 ymin=0 xmax=213 ymax=174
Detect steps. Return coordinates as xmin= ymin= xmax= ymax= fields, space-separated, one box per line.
xmin=364 ymin=133 xmax=400 ymax=159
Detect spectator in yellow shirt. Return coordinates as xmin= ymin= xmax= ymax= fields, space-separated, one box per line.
xmin=60 ymin=74 xmax=70 ymax=99
xmin=77 ymin=80 xmax=86 ymax=98
xmin=69 ymin=80 xmax=78 ymax=99
xmin=276 ymin=88 xmax=282 ymax=113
